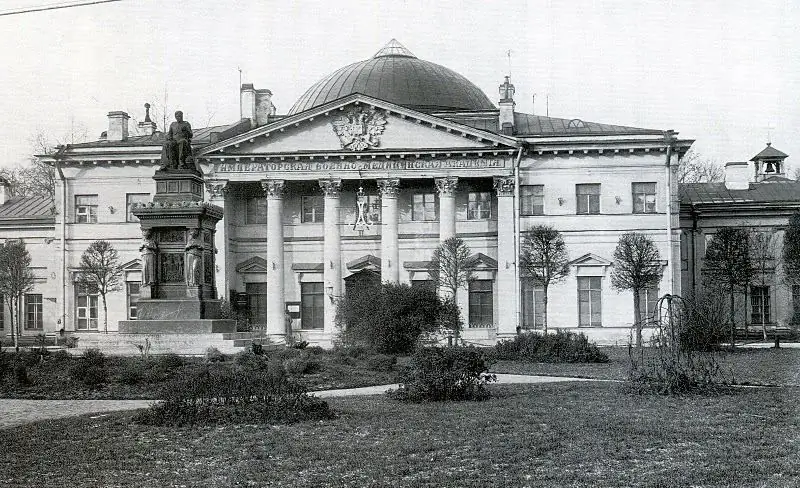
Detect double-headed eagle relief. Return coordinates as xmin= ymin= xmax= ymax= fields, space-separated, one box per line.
xmin=331 ymin=107 xmax=387 ymax=151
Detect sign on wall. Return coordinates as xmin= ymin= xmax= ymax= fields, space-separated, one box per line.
xmin=213 ymin=158 xmax=508 ymax=173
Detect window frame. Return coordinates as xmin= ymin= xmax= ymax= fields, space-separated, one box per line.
xmin=412 ymin=192 xmax=437 ymax=222
xmin=521 ymin=278 xmax=546 ymax=329
xmin=751 ymin=285 xmax=771 ymax=325
xmin=300 ymin=282 xmax=324 ymax=330
xmin=246 ymin=282 xmax=268 ymax=327
xmin=467 ymin=191 xmax=492 ymax=220
xmin=75 ymin=194 xmax=98 ymax=223
xmin=468 ymin=279 xmax=494 ymax=328
xmin=578 ymin=277 xmax=602 ymax=327
xmin=126 ymin=282 xmax=140 ymax=320
xmin=575 ymin=184 xmax=600 ymax=215
xmin=637 ymin=286 xmax=660 ymax=324
xmin=301 ymin=195 xmax=324 ymax=224
xmin=75 ymin=290 xmax=99 ymax=330
xmin=126 ymin=193 xmax=150 ymax=222
xmin=25 ymin=293 xmax=44 ymax=330
xmin=632 ymin=182 xmax=657 ymax=214
xmin=520 ymin=185 xmax=544 ymax=216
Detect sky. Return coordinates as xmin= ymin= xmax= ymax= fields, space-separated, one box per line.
xmin=1 ymin=0 xmax=798 ymax=173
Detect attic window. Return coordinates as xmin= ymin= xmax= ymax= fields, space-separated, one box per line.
xmin=567 ymin=119 xmax=585 ymax=129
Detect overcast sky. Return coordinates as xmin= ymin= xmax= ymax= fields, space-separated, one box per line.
xmin=1 ymin=0 xmax=798 ymax=172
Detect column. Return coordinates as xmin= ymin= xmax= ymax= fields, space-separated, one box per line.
xmin=494 ymin=176 xmax=517 ymax=337
xmin=319 ymin=178 xmax=342 ymax=336
xmin=205 ymin=180 xmax=229 ymax=299
xmin=435 ymin=177 xmax=458 ymax=242
xmin=262 ymin=179 xmax=286 ymax=338
xmin=377 ymin=178 xmax=400 ymax=283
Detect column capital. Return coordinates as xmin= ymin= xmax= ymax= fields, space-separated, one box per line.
xmin=434 ymin=176 xmax=458 ymax=196
xmin=261 ymin=179 xmax=285 ymax=198
xmin=205 ymin=180 xmax=228 ymax=200
xmin=376 ymin=178 xmax=401 ymax=198
xmin=493 ymin=176 xmax=515 ymax=197
xmin=318 ymin=178 xmax=342 ymax=197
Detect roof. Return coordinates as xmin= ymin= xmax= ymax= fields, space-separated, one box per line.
xmin=447 ymin=112 xmax=663 ymax=137
xmin=287 ymin=39 xmax=495 ymax=115
xmin=750 ymin=143 xmax=788 ymax=161
xmin=0 ymin=195 xmax=54 ymax=220
xmin=64 ymin=120 xmax=251 ymax=149
xmin=680 ymin=181 xmax=800 ymax=205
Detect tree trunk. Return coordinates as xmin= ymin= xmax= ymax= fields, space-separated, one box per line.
xmin=542 ymin=285 xmax=548 ymax=335
xmin=102 ymin=296 xmax=108 ymax=334
xmin=761 ymin=295 xmax=767 ymax=342
xmin=633 ymin=288 xmax=642 ymax=349
xmin=729 ymin=285 xmax=736 ymax=349
xmin=12 ymin=297 xmax=18 ymax=351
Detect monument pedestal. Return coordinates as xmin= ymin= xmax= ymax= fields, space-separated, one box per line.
xmin=121 ymin=168 xmax=235 ymax=334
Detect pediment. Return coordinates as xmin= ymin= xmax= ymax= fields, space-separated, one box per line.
xmin=236 ymin=256 xmax=269 ymax=273
xmin=569 ymin=253 xmax=612 ymax=267
xmin=347 ymin=254 xmax=381 ymax=271
xmin=464 ymin=253 xmax=498 ymax=270
xmin=121 ymin=259 xmax=141 ymax=270
xmin=198 ymin=94 xmax=518 ymax=158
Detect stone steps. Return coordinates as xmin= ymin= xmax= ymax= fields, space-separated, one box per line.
xmin=72 ymin=333 xmax=243 ymax=356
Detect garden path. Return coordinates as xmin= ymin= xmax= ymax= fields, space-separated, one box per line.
xmin=0 ymin=374 xmax=595 ymax=429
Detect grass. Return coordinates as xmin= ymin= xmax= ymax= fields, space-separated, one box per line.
xmin=492 ymin=345 xmax=800 ymax=386
xmin=0 ymin=350 xmax=398 ymax=400
xmin=1 ymin=382 xmax=798 ymax=487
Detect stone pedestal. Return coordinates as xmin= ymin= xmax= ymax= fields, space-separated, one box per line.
xmin=119 ymin=169 xmax=235 ymax=334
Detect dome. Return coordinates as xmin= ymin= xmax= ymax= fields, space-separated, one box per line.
xmin=288 ymin=39 xmax=495 ymax=115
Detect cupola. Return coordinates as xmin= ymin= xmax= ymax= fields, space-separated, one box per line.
xmin=751 ymin=142 xmax=788 ymax=182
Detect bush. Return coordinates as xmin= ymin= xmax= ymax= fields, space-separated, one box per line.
xmin=50 ymin=349 xmax=72 ymax=362
xmin=205 ymin=347 xmax=227 ymax=363
xmin=337 ymin=283 xmax=445 ymax=354
xmin=13 ymin=361 xmax=30 ymax=386
xmin=282 ymin=355 xmax=321 ymax=376
xmin=366 ymin=353 xmax=396 ymax=372
xmin=389 ymin=346 xmax=496 ymax=402
xmin=64 ymin=336 xmax=79 ymax=348
xmin=158 ymin=353 xmax=185 ymax=370
xmin=117 ymin=362 xmax=145 ymax=385
xmin=134 ymin=361 xmax=334 ymax=426
xmin=493 ymin=331 xmax=609 ymax=363
xmin=69 ymin=348 xmax=108 ymax=387
xmin=250 ymin=342 xmax=264 ymax=355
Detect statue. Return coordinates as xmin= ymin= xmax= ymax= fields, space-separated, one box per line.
xmin=140 ymin=229 xmax=157 ymax=285
xmin=185 ymin=228 xmax=203 ymax=287
xmin=160 ymin=111 xmax=195 ymax=171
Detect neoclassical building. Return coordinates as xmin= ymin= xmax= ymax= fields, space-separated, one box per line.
xmin=4 ymin=40 xmax=697 ymax=347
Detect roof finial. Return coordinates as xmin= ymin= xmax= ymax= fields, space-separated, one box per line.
xmin=373 ymin=39 xmax=416 ymax=59
xmin=144 ymin=103 xmax=152 ymax=123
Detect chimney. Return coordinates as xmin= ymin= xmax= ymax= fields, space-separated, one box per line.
xmin=724 ymin=162 xmax=750 ymax=190
xmin=241 ymin=83 xmax=256 ymax=128
xmin=137 ymin=103 xmax=157 ymax=136
xmin=107 ymin=111 xmax=130 ymax=141
xmin=0 ymin=177 xmax=11 ymax=205
xmin=498 ymin=76 xmax=515 ymax=135
xmin=254 ymin=89 xmax=276 ymax=126
xmin=241 ymin=84 xmax=276 ymax=128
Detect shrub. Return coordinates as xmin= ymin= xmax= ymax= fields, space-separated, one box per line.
xmin=158 ymin=353 xmax=185 ymax=370
xmin=366 ymin=353 xmax=396 ymax=372
xmin=117 ymin=362 xmax=145 ymax=385
xmin=290 ymin=340 xmax=309 ymax=350
xmin=69 ymin=348 xmax=108 ymax=387
xmin=250 ymin=342 xmax=264 ymax=355
xmin=134 ymin=361 xmax=334 ymax=426
xmin=13 ymin=361 xmax=30 ymax=386
xmin=390 ymin=346 xmax=496 ymax=402
xmin=64 ymin=336 xmax=79 ymax=348
xmin=0 ymin=349 xmax=9 ymax=381
xmin=337 ymin=283 xmax=444 ymax=354
xmin=282 ymin=354 xmax=321 ymax=376
xmin=493 ymin=331 xmax=609 ymax=363
xmin=205 ymin=347 xmax=227 ymax=363
xmin=50 ymin=349 xmax=72 ymax=362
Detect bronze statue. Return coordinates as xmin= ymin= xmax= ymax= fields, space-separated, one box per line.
xmin=160 ymin=111 xmax=194 ymax=170
xmin=140 ymin=229 xmax=157 ymax=285
xmin=185 ymin=228 xmax=203 ymax=287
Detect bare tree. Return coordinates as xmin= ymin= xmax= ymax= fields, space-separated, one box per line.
xmin=677 ymin=149 xmax=724 ymax=184
xmin=749 ymin=230 xmax=779 ymax=341
xmin=429 ymin=237 xmax=474 ymax=337
xmin=0 ymin=240 xmax=36 ymax=349
xmin=703 ymin=228 xmax=752 ymax=348
xmin=518 ymin=225 xmax=570 ymax=334
xmin=75 ymin=241 xmax=124 ymax=334
xmin=610 ymin=232 xmax=663 ymax=348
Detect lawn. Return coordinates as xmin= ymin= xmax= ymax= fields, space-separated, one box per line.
xmin=492 ymin=346 xmax=800 ymax=386
xmin=1 ymin=382 xmax=798 ymax=487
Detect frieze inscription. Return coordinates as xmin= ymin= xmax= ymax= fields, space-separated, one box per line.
xmin=215 ymin=158 xmax=507 ymax=173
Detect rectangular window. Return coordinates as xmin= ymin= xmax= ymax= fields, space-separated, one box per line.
xmin=75 ymin=195 xmax=98 ymax=223
xmin=410 ymin=279 xmax=435 ymax=290
xmin=632 ymin=182 xmax=657 ymax=214
xmin=467 ymin=192 xmax=492 ymax=220
xmin=520 ymin=185 xmax=544 ymax=216
xmin=751 ymin=286 xmax=771 ymax=325
xmin=576 ymin=184 xmax=600 ymax=215
xmin=25 ymin=294 xmax=44 ymax=330
xmin=637 ymin=286 xmax=660 ymax=323
xmin=578 ymin=277 xmax=602 ymax=327
xmin=246 ymin=197 xmax=268 ymax=224
xmin=412 ymin=193 xmax=437 ymax=221
xmin=126 ymin=193 xmax=150 ymax=222
xmin=246 ymin=283 xmax=268 ymax=326
xmin=521 ymin=278 xmax=545 ymax=329
xmin=468 ymin=279 xmax=494 ymax=328
xmin=301 ymin=282 xmax=324 ymax=330
xmin=76 ymin=291 xmax=98 ymax=330
xmin=365 ymin=195 xmax=381 ymax=224
xmin=302 ymin=196 xmax=324 ymax=223
xmin=127 ymin=282 xmax=140 ymax=320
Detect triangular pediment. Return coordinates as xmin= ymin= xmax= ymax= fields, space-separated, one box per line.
xmin=569 ymin=253 xmax=612 ymax=267
xmin=198 ymin=94 xmax=518 ymax=158
xmin=236 ymin=256 xmax=269 ymax=273
xmin=121 ymin=259 xmax=141 ymax=270
xmin=346 ymin=254 xmax=381 ymax=272
xmin=464 ymin=253 xmax=498 ymax=270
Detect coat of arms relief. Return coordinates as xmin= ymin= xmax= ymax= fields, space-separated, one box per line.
xmin=331 ymin=107 xmax=387 ymax=151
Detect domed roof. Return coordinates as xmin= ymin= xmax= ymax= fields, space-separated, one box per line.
xmin=288 ymin=40 xmax=495 ymax=115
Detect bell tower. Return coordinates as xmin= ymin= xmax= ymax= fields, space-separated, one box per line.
xmin=751 ymin=143 xmax=788 ymax=182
